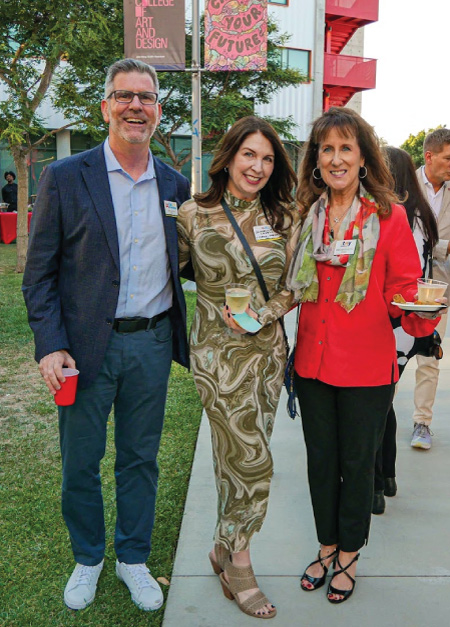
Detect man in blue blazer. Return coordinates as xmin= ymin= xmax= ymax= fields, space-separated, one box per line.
xmin=22 ymin=59 xmax=190 ymax=612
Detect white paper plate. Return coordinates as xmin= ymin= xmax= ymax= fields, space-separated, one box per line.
xmin=232 ymin=312 xmax=262 ymax=333
xmin=391 ymin=301 xmax=448 ymax=312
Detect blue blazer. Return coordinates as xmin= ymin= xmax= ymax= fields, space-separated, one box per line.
xmin=22 ymin=143 xmax=191 ymax=389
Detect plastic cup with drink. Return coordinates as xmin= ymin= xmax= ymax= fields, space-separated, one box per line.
xmin=225 ymin=283 xmax=252 ymax=314
xmin=54 ymin=368 xmax=80 ymax=406
xmin=417 ymin=278 xmax=448 ymax=304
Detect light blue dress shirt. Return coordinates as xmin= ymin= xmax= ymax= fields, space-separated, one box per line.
xmin=104 ymin=139 xmax=172 ymax=319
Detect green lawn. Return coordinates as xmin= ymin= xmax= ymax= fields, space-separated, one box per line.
xmin=0 ymin=243 xmax=202 ymax=627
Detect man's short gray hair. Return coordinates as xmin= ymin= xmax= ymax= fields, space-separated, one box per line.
xmin=104 ymin=58 xmax=159 ymax=99
xmin=424 ymin=128 xmax=450 ymax=154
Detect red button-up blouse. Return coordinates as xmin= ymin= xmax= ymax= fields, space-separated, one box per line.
xmin=294 ymin=204 xmax=438 ymax=387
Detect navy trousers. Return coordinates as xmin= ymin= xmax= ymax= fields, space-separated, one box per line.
xmin=295 ymin=375 xmax=394 ymax=552
xmin=59 ymin=316 xmax=173 ymax=566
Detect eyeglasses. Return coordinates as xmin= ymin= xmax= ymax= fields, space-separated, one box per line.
xmin=107 ymin=90 xmax=159 ymax=105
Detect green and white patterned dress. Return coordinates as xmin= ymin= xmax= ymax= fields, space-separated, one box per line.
xmin=177 ymin=191 xmax=301 ymax=552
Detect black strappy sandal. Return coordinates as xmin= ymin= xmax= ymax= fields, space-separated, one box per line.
xmin=327 ymin=553 xmax=360 ymax=604
xmin=300 ymin=546 xmax=338 ymax=592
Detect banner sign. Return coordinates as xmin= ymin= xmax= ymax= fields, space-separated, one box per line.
xmin=204 ymin=0 xmax=267 ymax=72
xmin=123 ymin=0 xmax=185 ymax=71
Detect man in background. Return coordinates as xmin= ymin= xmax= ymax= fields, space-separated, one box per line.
xmin=412 ymin=128 xmax=450 ymax=448
xmin=2 ymin=171 xmax=17 ymax=211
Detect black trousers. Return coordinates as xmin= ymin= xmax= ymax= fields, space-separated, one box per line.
xmin=374 ymin=406 xmax=397 ymax=490
xmin=374 ymin=363 xmax=405 ymax=491
xmin=295 ymin=375 xmax=395 ymax=552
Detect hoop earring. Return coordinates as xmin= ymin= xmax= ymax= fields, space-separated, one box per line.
xmin=359 ymin=166 xmax=367 ymax=179
xmin=224 ymin=166 xmax=228 ymax=173
xmin=313 ymin=168 xmax=322 ymax=180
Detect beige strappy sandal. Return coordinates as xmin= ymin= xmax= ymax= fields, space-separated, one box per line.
xmin=208 ymin=543 xmax=230 ymax=575
xmin=219 ymin=559 xmax=277 ymax=619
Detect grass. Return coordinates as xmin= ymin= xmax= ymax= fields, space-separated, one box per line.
xmin=0 ymin=243 xmax=203 ymax=627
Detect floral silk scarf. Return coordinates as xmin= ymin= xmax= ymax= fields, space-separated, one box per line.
xmin=286 ymin=188 xmax=380 ymax=312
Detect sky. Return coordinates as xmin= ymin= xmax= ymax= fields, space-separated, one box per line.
xmin=361 ymin=0 xmax=449 ymax=147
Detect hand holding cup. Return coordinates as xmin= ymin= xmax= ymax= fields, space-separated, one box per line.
xmin=39 ymin=349 xmax=76 ymax=395
xmin=223 ymin=284 xmax=258 ymax=333
xmin=415 ymin=279 xmax=448 ymax=319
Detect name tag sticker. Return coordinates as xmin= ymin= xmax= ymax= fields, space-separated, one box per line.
xmin=253 ymin=225 xmax=281 ymax=241
xmin=164 ymin=200 xmax=178 ymax=217
xmin=334 ymin=239 xmax=356 ymax=255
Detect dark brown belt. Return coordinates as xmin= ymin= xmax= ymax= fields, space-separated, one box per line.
xmin=113 ymin=311 xmax=168 ymax=333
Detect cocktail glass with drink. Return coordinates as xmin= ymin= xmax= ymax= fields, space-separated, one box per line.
xmin=225 ymin=283 xmax=252 ymax=314
xmin=417 ymin=278 xmax=448 ymax=304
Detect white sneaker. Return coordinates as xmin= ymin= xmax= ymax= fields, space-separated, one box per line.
xmin=116 ymin=560 xmax=163 ymax=611
xmin=64 ymin=560 xmax=104 ymax=610
xmin=411 ymin=423 xmax=433 ymax=449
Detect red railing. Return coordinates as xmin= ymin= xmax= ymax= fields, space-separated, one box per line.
xmin=323 ymin=53 xmax=377 ymax=90
xmin=326 ymin=0 xmax=379 ymax=22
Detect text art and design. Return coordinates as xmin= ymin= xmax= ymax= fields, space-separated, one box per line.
xmin=123 ymin=0 xmax=186 ymax=71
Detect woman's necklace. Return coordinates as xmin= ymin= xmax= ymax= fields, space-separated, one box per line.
xmin=329 ymin=206 xmax=351 ymax=224
xmin=329 ymin=205 xmax=351 ymax=239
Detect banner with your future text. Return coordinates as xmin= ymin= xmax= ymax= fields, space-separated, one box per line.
xmin=205 ymin=0 xmax=268 ymax=71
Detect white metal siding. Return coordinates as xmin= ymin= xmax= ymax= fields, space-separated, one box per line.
xmin=261 ymin=1 xmax=317 ymax=140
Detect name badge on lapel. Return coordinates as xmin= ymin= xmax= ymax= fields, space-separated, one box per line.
xmin=164 ymin=200 xmax=178 ymax=217
xmin=253 ymin=225 xmax=282 ymax=241
xmin=334 ymin=239 xmax=356 ymax=255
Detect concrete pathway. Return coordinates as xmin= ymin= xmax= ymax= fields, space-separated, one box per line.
xmin=163 ymin=312 xmax=450 ymax=627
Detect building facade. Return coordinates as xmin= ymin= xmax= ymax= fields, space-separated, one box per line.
xmin=257 ymin=0 xmax=379 ymax=141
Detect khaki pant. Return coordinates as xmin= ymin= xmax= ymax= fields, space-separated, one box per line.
xmin=413 ymin=313 xmax=448 ymax=425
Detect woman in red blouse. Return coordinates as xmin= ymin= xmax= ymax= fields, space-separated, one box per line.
xmin=287 ymin=107 xmax=445 ymax=604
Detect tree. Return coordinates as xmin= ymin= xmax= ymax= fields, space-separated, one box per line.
xmin=0 ymin=0 xmax=122 ymax=271
xmin=400 ymin=126 xmax=446 ymax=168
xmin=154 ymin=19 xmax=308 ymax=170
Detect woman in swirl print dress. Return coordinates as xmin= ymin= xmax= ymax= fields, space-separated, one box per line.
xmin=177 ymin=116 xmax=300 ymax=619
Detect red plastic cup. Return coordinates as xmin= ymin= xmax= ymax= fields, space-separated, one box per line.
xmin=54 ymin=368 xmax=79 ymax=406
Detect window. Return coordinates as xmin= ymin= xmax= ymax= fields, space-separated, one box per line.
xmin=28 ymin=137 xmax=57 ymax=197
xmin=279 ymin=48 xmax=311 ymax=78
xmin=168 ymin=136 xmax=213 ymax=189
xmin=70 ymin=132 xmax=102 ymax=155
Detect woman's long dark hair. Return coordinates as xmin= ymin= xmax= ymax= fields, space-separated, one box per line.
xmin=298 ymin=107 xmax=398 ymax=217
xmin=194 ymin=116 xmax=297 ymax=234
xmin=382 ymin=146 xmax=438 ymax=249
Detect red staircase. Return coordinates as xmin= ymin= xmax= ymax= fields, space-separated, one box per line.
xmin=323 ymin=0 xmax=379 ymax=109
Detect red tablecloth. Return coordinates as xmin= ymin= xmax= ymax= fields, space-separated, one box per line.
xmin=0 ymin=213 xmax=32 ymax=244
